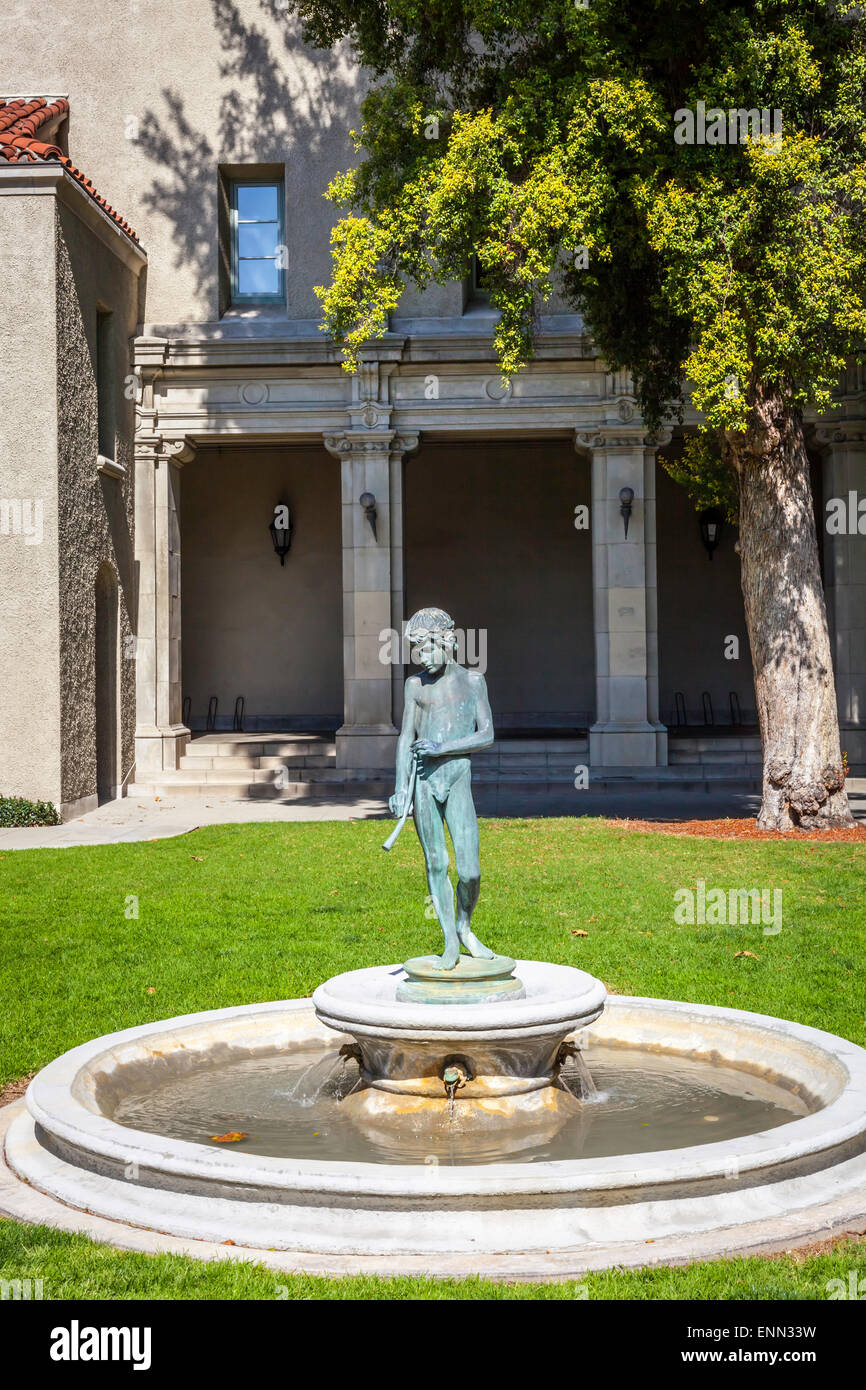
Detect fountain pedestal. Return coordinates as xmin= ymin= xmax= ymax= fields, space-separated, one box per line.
xmin=313 ymin=960 xmax=607 ymax=1131
xmin=398 ymin=954 xmax=525 ymax=1004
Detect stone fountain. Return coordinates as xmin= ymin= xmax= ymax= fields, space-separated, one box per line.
xmin=3 ymin=606 xmax=866 ymax=1275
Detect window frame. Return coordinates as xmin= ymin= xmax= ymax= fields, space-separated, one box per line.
xmin=229 ymin=178 xmax=286 ymax=307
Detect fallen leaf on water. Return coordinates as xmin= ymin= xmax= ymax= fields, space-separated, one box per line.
xmin=211 ymin=1131 xmax=249 ymax=1143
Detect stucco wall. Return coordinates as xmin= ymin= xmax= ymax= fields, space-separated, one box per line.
xmin=55 ymin=201 xmax=140 ymax=810
xmin=404 ymin=439 xmax=595 ymax=728
xmin=181 ymin=444 xmax=342 ymax=728
xmin=4 ymin=2 xmax=361 ymax=326
xmin=5 ymin=1 xmax=572 ymax=330
xmin=0 ymin=191 xmax=62 ymax=804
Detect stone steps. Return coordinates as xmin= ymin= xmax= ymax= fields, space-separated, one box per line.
xmin=668 ymin=736 xmax=762 ymax=768
xmin=130 ymin=732 xmax=764 ymax=799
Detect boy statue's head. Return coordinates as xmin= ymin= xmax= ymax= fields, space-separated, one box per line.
xmin=406 ymin=607 xmax=457 ymax=673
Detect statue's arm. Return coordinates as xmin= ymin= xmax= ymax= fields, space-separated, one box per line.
xmin=393 ymin=682 xmax=418 ymax=797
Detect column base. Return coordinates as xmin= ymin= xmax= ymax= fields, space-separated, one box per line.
xmin=336 ymin=724 xmax=398 ymax=770
xmin=590 ymin=722 xmax=668 ymax=768
xmin=134 ymin=724 xmax=190 ymax=777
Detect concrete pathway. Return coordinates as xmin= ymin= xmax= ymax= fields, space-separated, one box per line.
xmin=0 ymin=779 xmax=862 ymax=850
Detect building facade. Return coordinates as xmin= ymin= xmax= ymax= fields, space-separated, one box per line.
xmin=1 ymin=3 xmax=864 ymax=816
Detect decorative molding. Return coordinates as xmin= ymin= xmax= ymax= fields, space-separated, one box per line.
xmin=645 ymin=427 xmax=675 ymax=449
xmin=574 ymin=430 xmax=647 ymax=451
xmin=813 ymin=423 xmax=866 ymax=448
xmin=323 ymin=430 xmax=419 ymax=461
xmin=239 ymin=381 xmax=269 ymax=406
xmin=134 ymin=432 xmax=197 ymax=466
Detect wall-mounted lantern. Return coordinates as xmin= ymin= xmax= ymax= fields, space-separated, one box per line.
xmin=699 ymin=506 xmax=725 ymax=560
xmin=359 ymin=491 xmax=378 ymax=539
xmin=269 ymin=501 xmax=292 ymax=565
xmin=618 ymin=486 xmax=634 ymax=538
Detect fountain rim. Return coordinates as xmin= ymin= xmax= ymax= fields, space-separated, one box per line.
xmin=20 ymin=989 xmax=866 ymax=1201
xmin=311 ymin=960 xmax=607 ymax=1038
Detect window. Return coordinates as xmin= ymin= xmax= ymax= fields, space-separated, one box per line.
xmin=466 ymin=254 xmax=491 ymax=309
xmin=230 ymin=180 xmax=285 ymax=305
xmin=96 ymin=309 xmax=115 ymax=460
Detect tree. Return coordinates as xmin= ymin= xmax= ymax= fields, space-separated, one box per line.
xmin=290 ymin=0 xmax=866 ymax=828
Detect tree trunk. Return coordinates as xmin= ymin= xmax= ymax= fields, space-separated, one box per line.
xmin=724 ymin=384 xmax=853 ymax=830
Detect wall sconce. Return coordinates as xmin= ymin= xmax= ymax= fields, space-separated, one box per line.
xmin=269 ymin=501 xmax=292 ymax=566
xmin=699 ymin=506 xmax=725 ymax=560
xmin=359 ymin=491 xmax=378 ymax=539
xmin=618 ymin=486 xmax=634 ymax=538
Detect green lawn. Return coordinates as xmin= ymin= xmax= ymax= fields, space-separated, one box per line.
xmin=1 ymin=1220 xmax=864 ymax=1300
xmin=1 ymin=817 xmax=864 ymax=1299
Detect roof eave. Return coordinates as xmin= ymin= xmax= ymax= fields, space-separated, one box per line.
xmin=0 ymin=162 xmax=146 ymax=271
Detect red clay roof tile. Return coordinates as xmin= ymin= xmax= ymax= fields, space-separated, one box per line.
xmin=0 ymin=97 xmax=139 ymax=243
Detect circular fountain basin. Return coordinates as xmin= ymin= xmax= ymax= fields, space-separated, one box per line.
xmin=5 ymin=976 xmax=866 ymax=1270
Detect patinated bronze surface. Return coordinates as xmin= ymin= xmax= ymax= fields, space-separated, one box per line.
xmin=388 ymin=607 xmax=497 ymax=970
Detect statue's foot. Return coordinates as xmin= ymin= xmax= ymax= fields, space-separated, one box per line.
xmin=457 ymin=926 xmax=496 ymax=960
xmin=433 ymin=941 xmax=461 ymax=970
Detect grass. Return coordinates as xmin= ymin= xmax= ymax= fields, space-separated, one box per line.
xmin=1 ymin=817 xmax=864 ymax=1299
xmin=1 ymin=1220 xmax=864 ymax=1300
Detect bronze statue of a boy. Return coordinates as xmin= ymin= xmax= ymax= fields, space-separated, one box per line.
xmin=388 ymin=607 xmax=496 ymax=969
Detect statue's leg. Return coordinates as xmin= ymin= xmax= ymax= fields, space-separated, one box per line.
xmin=413 ymin=778 xmax=459 ymax=969
xmin=444 ymin=772 xmax=495 ymax=959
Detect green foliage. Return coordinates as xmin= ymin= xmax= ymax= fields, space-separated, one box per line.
xmin=291 ymin=0 xmax=866 ymax=465
xmin=662 ymin=437 xmax=740 ymax=521
xmin=0 ymin=796 xmax=60 ymax=828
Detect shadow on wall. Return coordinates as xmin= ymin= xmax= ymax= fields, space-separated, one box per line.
xmin=136 ymin=0 xmax=360 ymax=316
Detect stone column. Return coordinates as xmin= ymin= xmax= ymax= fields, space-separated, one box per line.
xmin=324 ymin=431 xmax=417 ymax=770
xmin=579 ymin=429 xmax=668 ymax=768
xmin=816 ymin=419 xmax=866 ymax=773
xmin=133 ymin=433 xmax=192 ymax=779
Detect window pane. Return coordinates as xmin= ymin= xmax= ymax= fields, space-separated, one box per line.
xmin=237 ymin=259 xmax=280 ymax=296
xmin=236 ymin=184 xmax=279 ymax=221
xmin=238 ymin=221 xmax=279 ymax=258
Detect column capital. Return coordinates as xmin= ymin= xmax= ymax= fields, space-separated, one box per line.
xmin=323 ymin=430 xmax=419 ymax=461
xmin=575 ymin=426 xmax=674 ymax=453
xmin=574 ymin=428 xmax=646 ymax=453
xmin=813 ymin=422 xmax=866 ymax=450
xmin=644 ymin=427 xmax=674 ymax=450
xmin=134 ymin=432 xmax=197 ymax=467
